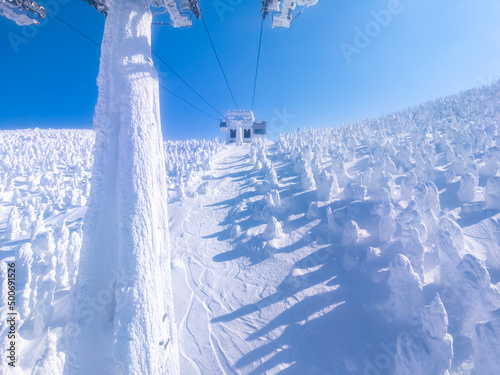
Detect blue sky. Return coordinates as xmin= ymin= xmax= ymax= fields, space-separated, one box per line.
xmin=1 ymin=0 xmax=500 ymax=140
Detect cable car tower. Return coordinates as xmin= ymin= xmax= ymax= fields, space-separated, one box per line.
xmin=261 ymin=0 xmax=318 ymax=28
xmin=68 ymin=1 xmax=203 ymax=374
xmin=1 ymin=1 xmax=320 ymax=372
xmin=84 ymin=0 xmax=200 ymax=26
xmin=220 ymin=1 xmax=319 ymax=144
xmin=0 ymin=0 xmax=201 ymax=374
xmin=0 ymin=0 xmax=45 ymax=25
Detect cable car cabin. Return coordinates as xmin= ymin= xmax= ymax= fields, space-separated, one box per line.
xmin=219 ymin=110 xmax=267 ymax=144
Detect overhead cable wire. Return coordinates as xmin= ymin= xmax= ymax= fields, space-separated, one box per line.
xmin=159 ymin=84 xmax=220 ymax=121
xmin=46 ymin=10 xmax=100 ymax=47
xmin=200 ymin=14 xmax=240 ymax=110
xmin=44 ymin=10 xmax=221 ymax=122
xmin=251 ymin=17 xmax=264 ymax=111
xmin=152 ymin=51 xmax=224 ymax=118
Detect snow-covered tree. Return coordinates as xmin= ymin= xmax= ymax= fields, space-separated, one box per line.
xmin=386 ymin=254 xmax=424 ymax=325
xmin=473 ymin=308 xmax=500 ymax=375
xmin=264 ymin=217 xmax=283 ymax=240
xmin=67 ymin=230 xmax=82 ymax=289
xmin=457 ymin=172 xmax=477 ymax=203
xmin=5 ymin=206 xmax=21 ymax=241
xmin=31 ymin=331 xmax=64 ymax=375
xmin=395 ymin=294 xmax=453 ymax=375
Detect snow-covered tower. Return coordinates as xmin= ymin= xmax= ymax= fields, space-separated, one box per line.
xmin=220 ymin=110 xmax=267 ymax=144
xmin=261 ymin=0 xmax=319 ymax=28
xmin=62 ymin=1 xmax=200 ymax=374
xmin=0 ymin=0 xmax=45 ymax=25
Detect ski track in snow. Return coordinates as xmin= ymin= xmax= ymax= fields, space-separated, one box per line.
xmin=169 ymin=145 xmax=364 ymax=375
xmin=171 ymin=147 xmax=253 ymax=375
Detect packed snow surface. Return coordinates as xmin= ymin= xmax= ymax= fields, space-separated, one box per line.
xmin=1 ymin=80 xmax=500 ymax=374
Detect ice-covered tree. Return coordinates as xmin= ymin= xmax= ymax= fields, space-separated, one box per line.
xmin=265 ymin=189 xmax=281 ymax=209
xmin=66 ymin=230 xmax=82 ymax=289
xmin=385 ymin=254 xmax=424 ymax=325
xmin=473 ymin=308 xmax=500 ymax=375
xmin=316 ymin=170 xmax=338 ymax=201
xmin=264 ymin=217 xmax=283 ymax=240
xmin=15 ymin=243 xmax=34 ymax=318
xmin=5 ymin=206 xmax=21 ymax=241
xmin=31 ymin=331 xmax=64 ymax=375
xmin=457 ymin=172 xmax=477 ymax=203
xmin=55 ymin=221 xmax=70 ymax=289
xmin=341 ymin=219 xmax=360 ymax=246
xmin=395 ymin=294 xmax=453 ymax=375
xmin=444 ymin=254 xmax=500 ymax=337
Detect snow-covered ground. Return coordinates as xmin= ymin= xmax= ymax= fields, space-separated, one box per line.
xmin=1 ymin=80 xmax=500 ymax=374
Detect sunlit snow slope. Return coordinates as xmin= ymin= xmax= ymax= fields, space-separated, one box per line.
xmin=1 ymin=81 xmax=500 ymax=374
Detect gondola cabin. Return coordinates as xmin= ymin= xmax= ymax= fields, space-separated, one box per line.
xmin=220 ymin=110 xmax=267 ymax=144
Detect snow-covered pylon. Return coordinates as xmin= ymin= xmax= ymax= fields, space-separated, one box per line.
xmin=262 ymin=0 xmax=319 ymax=28
xmin=84 ymin=0 xmax=200 ymax=27
xmin=0 ymin=0 xmax=45 ymax=26
xmin=64 ymin=0 xmax=201 ymax=374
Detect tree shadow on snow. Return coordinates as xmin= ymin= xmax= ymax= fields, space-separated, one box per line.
xmin=212 ymin=245 xmax=409 ymax=374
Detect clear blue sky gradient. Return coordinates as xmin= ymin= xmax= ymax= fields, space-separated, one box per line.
xmin=1 ymin=0 xmax=500 ymax=140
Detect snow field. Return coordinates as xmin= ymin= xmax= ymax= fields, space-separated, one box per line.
xmin=0 ymin=129 xmax=223 ymax=374
xmin=0 ymin=80 xmax=499 ymax=374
